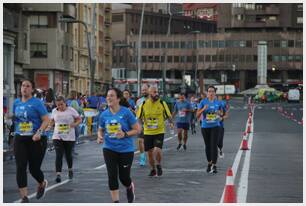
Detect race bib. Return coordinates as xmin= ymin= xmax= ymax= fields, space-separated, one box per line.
xmin=57 ymin=124 xmax=70 ymax=134
xmin=147 ymin=118 xmax=158 ymax=129
xmin=107 ymin=122 xmax=121 ymax=138
xmin=179 ymin=110 xmax=186 ymax=117
xmin=206 ymin=113 xmax=218 ymax=123
xmin=19 ymin=122 xmax=33 ymax=135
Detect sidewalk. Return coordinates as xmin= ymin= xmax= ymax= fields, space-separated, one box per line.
xmin=3 ymin=134 xmax=97 ymax=162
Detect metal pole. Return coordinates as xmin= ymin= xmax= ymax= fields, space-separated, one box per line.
xmin=137 ymin=4 xmax=145 ymax=97
xmin=90 ymin=4 xmax=97 ymax=95
xmin=163 ymin=3 xmax=172 ymax=96
xmin=195 ymin=32 xmax=198 ymax=96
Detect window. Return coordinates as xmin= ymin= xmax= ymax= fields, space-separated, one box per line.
xmin=180 ymin=56 xmax=186 ymax=63
xmin=297 ymin=4 xmax=303 ymax=11
xmin=70 ymin=47 xmax=73 ymax=61
xmin=174 ymin=41 xmax=179 ymax=48
xmin=253 ymin=55 xmax=258 ymax=62
xmin=233 ymin=55 xmax=239 ymax=62
xmin=112 ymin=14 xmax=123 ymax=22
xmin=246 ymin=40 xmax=252 ymax=48
xmin=268 ymin=55 xmax=272 ymax=62
xmin=212 ymin=55 xmax=217 ymax=62
xmin=154 ymin=56 xmax=160 ymax=62
xmin=199 ymin=55 xmax=204 ymax=62
xmin=141 ymin=41 xmax=147 ymax=48
xmin=187 ymin=56 xmax=192 ymax=63
xmin=295 ymin=55 xmax=302 ymax=62
xmin=205 ymin=55 xmax=211 ymax=62
xmin=288 ymin=55 xmax=294 ymax=62
xmin=142 ymin=56 xmax=147 ymax=63
xmin=199 ymin=40 xmax=205 ymax=48
xmin=295 ymin=40 xmax=302 ymax=48
xmin=167 ymin=41 xmax=173 ymax=49
xmin=239 ymin=55 xmax=245 ymax=62
xmin=31 ymin=43 xmax=47 ymax=58
xmin=148 ymin=41 xmax=153 ymax=48
xmin=273 ymin=40 xmax=280 ymax=48
xmin=246 ymin=55 xmax=252 ymax=62
xmin=233 ymin=40 xmax=240 ymax=47
xmin=225 ymin=40 xmax=233 ymax=47
xmin=205 ymin=40 xmax=211 ymax=48
xmin=288 ymin=40 xmax=294 ymax=48
xmin=297 ymin=17 xmax=303 ymax=24
xmin=174 ymin=56 xmax=180 ymax=62
xmin=212 ymin=40 xmax=218 ymax=48
xmin=161 ymin=42 xmax=166 ymax=48
xmin=180 ymin=41 xmax=186 ymax=48
xmin=281 ymin=40 xmax=287 ymax=48
xmin=268 ymin=16 xmax=277 ymax=20
xmin=148 ymin=56 xmax=154 ymax=62
xmin=155 ymin=41 xmax=160 ymax=48
xmin=167 ymin=56 xmax=173 ymax=62
xmin=281 ymin=55 xmax=287 ymax=62
xmin=272 ymin=55 xmax=280 ymax=62
xmin=187 ymin=41 xmax=193 ymax=49
xmin=23 ymin=33 xmax=27 ymax=50
xmin=240 ymin=40 xmax=246 ymax=47
xmin=226 ymin=55 xmax=231 ymax=62
xmin=219 ymin=55 xmax=224 ymax=62
xmin=219 ymin=40 xmax=225 ymax=48
xmin=30 ymin=15 xmax=48 ymax=28
xmin=161 ymin=56 xmax=165 ymax=62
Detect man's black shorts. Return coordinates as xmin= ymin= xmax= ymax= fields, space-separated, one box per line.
xmin=144 ymin=134 xmax=164 ymax=151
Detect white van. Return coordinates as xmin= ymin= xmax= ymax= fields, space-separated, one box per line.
xmin=288 ymin=89 xmax=300 ymax=102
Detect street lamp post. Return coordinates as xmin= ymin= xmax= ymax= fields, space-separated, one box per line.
xmin=59 ymin=18 xmax=95 ymax=95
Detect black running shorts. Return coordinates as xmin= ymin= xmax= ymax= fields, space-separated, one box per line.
xmin=144 ymin=134 xmax=164 ymax=151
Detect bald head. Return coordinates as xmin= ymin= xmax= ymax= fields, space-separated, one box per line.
xmin=149 ymin=85 xmax=159 ymax=101
xmin=141 ymin=84 xmax=149 ymax=98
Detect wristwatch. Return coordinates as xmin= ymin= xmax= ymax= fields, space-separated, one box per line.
xmin=124 ymin=131 xmax=128 ymax=137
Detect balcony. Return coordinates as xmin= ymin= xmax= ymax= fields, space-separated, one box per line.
xmin=63 ymin=4 xmax=76 ymax=19
xmin=266 ymin=19 xmax=279 ymax=27
xmin=104 ymin=30 xmax=111 ymax=40
xmin=105 ymin=4 xmax=111 ymax=12
xmin=105 ymin=16 xmax=111 ymax=26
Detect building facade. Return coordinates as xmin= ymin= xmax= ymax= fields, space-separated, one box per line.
xmin=183 ymin=3 xmax=218 ymax=21
xmin=70 ymin=3 xmax=112 ymax=95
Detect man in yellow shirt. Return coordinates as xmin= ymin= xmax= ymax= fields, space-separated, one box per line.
xmin=137 ymin=86 xmax=174 ymax=177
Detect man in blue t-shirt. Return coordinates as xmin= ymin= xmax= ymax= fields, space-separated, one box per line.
xmin=87 ymin=92 xmax=99 ymax=109
xmin=172 ymin=93 xmax=191 ymax=151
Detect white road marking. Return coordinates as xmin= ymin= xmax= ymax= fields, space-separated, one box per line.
xmin=14 ymin=179 xmax=70 ymax=203
xmin=220 ymin=107 xmax=254 ymax=203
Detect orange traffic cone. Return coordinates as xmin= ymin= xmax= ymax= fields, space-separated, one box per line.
xmin=247 ymin=124 xmax=251 ymax=133
xmin=223 ymin=168 xmax=237 ymax=203
xmin=241 ymin=138 xmax=249 ymax=150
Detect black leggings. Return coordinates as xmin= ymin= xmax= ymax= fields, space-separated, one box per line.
xmin=14 ymin=135 xmax=47 ymax=188
xmin=103 ymin=148 xmax=134 ymax=190
xmin=217 ymin=127 xmax=225 ymax=150
xmin=53 ymin=140 xmax=75 ymax=172
xmin=201 ymin=127 xmax=219 ymax=164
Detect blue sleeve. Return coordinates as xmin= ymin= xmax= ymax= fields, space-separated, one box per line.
xmin=36 ymin=99 xmax=48 ymax=117
xmin=198 ymin=100 xmax=205 ymax=109
xmin=126 ymin=109 xmax=137 ymax=126
xmin=174 ymin=103 xmax=178 ymax=112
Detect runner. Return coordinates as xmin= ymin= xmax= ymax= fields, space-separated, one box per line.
xmin=197 ymin=85 xmax=222 ymax=174
xmin=137 ymin=86 xmax=174 ymax=177
xmin=217 ymin=95 xmax=229 ymax=158
xmin=97 ymin=88 xmax=140 ymax=203
xmin=190 ymin=96 xmax=198 ymax=135
xmin=13 ymin=79 xmax=49 ymax=203
xmin=172 ymin=93 xmax=191 ymax=151
xmin=135 ymin=84 xmax=150 ymax=166
xmin=48 ymin=96 xmax=82 ymax=183
xmin=123 ymin=89 xmax=136 ymax=113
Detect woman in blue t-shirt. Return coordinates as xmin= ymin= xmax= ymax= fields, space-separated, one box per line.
xmin=97 ymin=88 xmax=140 ymax=203
xmin=13 ymin=79 xmax=50 ymax=203
xmin=197 ymin=85 xmax=222 ymax=174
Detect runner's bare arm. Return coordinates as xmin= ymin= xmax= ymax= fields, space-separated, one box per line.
xmin=97 ymin=128 xmax=104 ymax=144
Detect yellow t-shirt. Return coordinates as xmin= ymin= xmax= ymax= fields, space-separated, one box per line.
xmin=137 ymin=98 xmax=171 ymax=135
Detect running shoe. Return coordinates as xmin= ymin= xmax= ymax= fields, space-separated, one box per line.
xmin=148 ymin=169 xmax=157 ymax=177
xmin=21 ymin=196 xmax=29 ymax=203
xmin=183 ymin=144 xmax=187 ymax=151
xmin=206 ymin=164 xmax=212 ymax=173
xmin=68 ymin=170 xmax=73 ymax=179
xmin=126 ymin=182 xmax=135 ymax=203
xmin=55 ymin=174 xmax=61 ymax=183
xmin=139 ymin=153 xmax=146 ymax=166
xmin=36 ymin=179 xmax=48 ymax=199
xmin=219 ymin=149 xmax=224 ymax=159
xmin=156 ymin=165 xmax=163 ymax=176
xmin=210 ymin=165 xmax=217 ymax=174
xmin=176 ymin=144 xmax=182 ymax=151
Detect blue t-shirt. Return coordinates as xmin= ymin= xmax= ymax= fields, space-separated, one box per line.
xmin=99 ymin=106 xmax=137 ymax=153
xmin=198 ymin=98 xmax=222 ymax=128
xmin=128 ymin=98 xmax=136 ymax=110
xmin=87 ymin=95 xmax=99 ymax=108
xmin=13 ymin=97 xmax=48 ymax=136
xmin=174 ymin=100 xmax=191 ymax=123
xmin=97 ymin=96 xmax=107 ymax=111
xmin=191 ymin=102 xmax=198 ymax=110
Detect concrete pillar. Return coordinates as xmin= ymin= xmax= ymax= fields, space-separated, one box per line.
xmin=281 ymin=70 xmax=288 ymax=83
xmin=199 ymin=70 xmax=204 ymax=95
xmin=239 ymin=70 xmax=246 ymax=91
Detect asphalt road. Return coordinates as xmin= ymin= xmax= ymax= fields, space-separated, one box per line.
xmin=2 ymin=100 xmax=303 ymax=203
